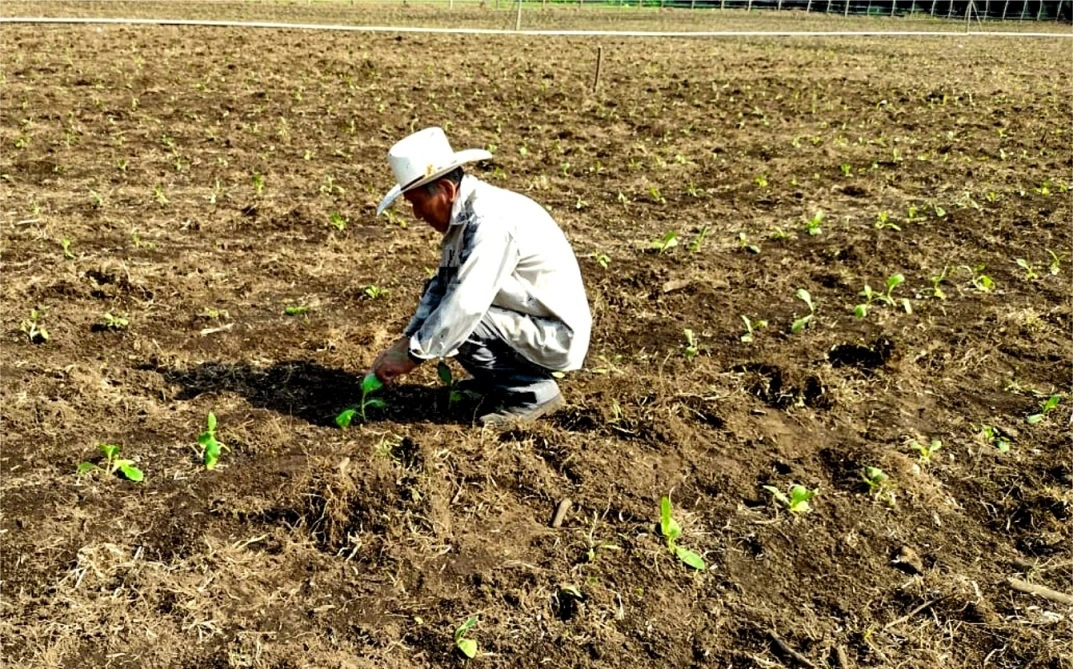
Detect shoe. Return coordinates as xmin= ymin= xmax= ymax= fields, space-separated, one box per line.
xmin=479 ymin=392 xmax=565 ymax=427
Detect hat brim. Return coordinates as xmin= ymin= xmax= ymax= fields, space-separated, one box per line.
xmin=376 ymin=148 xmax=492 ymax=216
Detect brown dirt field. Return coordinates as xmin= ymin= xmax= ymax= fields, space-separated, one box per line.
xmin=1 ymin=9 xmax=1071 ymax=669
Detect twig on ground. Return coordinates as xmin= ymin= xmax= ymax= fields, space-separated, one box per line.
xmin=832 ymin=645 xmax=851 ymax=668
xmin=1006 ymin=577 xmax=1073 ymax=606
xmin=884 ymin=599 xmax=938 ymax=630
xmin=768 ymin=631 xmax=816 ymax=669
xmin=550 ymin=498 xmax=572 ymax=528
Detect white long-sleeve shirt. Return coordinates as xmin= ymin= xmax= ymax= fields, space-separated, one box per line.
xmin=404 ymin=175 xmax=592 ymax=371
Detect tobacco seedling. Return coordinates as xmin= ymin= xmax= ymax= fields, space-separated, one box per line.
xmin=790 ymin=289 xmax=815 ymax=333
xmin=77 ymin=443 xmax=143 ymax=482
xmin=251 ymin=172 xmax=265 ymax=196
xmin=683 ymin=329 xmax=699 ymax=361
xmin=594 ymin=253 xmax=610 ymax=269
xmin=763 ymin=484 xmax=816 ymax=515
xmin=438 ymin=361 xmax=463 ymax=406
xmin=60 ymin=237 xmax=75 ymax=259
xmin=284 ymin=305 xmax=309 ymax=316
xmin=1026 ymin=394 xmax=1061 ymax=425
xmin=740 ymin=315 xmax=768 ymax=343
xmin=854 ymin=284 xmax=876 ymax=319
xmin=19 ymin=308 xmax=49 ymax=343
xmin=648 ymin=186 xmax=666 ymax=205
xmin=454 ymin=616 xmax=478 ymax=659
xmin=336 ymin=374 xmax=386 ymax=428
xmin=929 ymin=267 xmax=948 ymax=299
xmin=659 ymin=496 xmax=705 ymax=570
xmin=1015 ymin=258 xmax=1039 ymax=280
xmin=689 ymin=226 xmax=710 ymax=252
xmin=805 ymin=210 xmax=824 ymax=236
xmin=1046 ymin=249 xmax=1061 ymax=275
xmin=650 ymin=231 xmax=678 ymax=254
xmin=980 ymin=424 xmax=1009 ymax=453
xmin=861 ymin=466 xmax=892 ymax=500
xmin=198 ymin=412 xmax=224 ymax=470
xmin=737 ymin=232 xmax=759 ymax=254
xmin=910 ymin=438 xmax=942 ymax=462
xmin=363 ymin=285 xmax=386 ymax=299
xmin=960 ymin=265 xmax=994 ymax=292
xmin=874 ymin=211 xmax=900 ymax=231
xmin=329 ymin=212 xmax=346 ymax=231
xmin=101 ymin=312 xmax=129 ymax=330
xmin=840 ymin=163 xmax=852 ymax=177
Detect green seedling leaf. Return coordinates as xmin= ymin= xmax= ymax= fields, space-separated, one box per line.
xmin=77 ymin=461 xmax=96 ymax=475
xmin=203 ymin=438 xmax=220 ymax=470
xmin=864 ymin=466 xmax=888 ymax=485
xmin=659 ymin=496 xmax=681 ymax=542
xmin=207 ymin=412 xmax=217 ymax=432
xmin=118 ymin=463 xmax=144 ymax=482
xmin=674 ymin=545 xmax=706 ymax=570
xmin=1026 ymin=414 xmax=1043 ymax=425
xmin=437 ymin=361 xmax=453 ymax=385
xmin=763 ymin=485 xmax=790 ymax=508
xmin=457 ymin=638 xmax=477 ymax=659
xmin=100 ymin=443 xmax=120 ymax=460
xmin=1041 ymin=394 xmax=1061 ymax=413
xmin=362 ymin=374 xmax=383 ymax=395
xmin=787 ymin=485 xmax=815 ymax=514
xmin=790 ymin=315 xmax=812 ymax=333
xmin=795 ymin=288 xmax=814 ymax=312
xmin=335 ymin=408 xmax=357 ymax=429
xmin=284 ymin=305 xmax=309 ymax=316
xmin=886 ymin=274 xmax=905 ymax=291
xmin=853 ymin=304 xmax=869 ymax=319
xmin=364 ymin=398 xmax=387 ymax=410
xmin=901 ymin=298 xmax=912 ymax=314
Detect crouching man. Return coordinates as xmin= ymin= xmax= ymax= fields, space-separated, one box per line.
xmin=368 ymin=127 xmax=592 ymax=426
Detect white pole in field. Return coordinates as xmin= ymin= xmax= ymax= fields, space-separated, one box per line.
xmin=516 ymin=0 xmax=522 ymax=30
xmin=930 ymin=0 xmax=938 ymax=17
xmin=844 ymin=0 xmax=850 ymax=17
xmin=1001 ymin=0 xmax=1009 ymax=19
xmin=1057 ymin=0 xmax=1064 ymax=21
xmin=826 ymin=0 xmax=833 ymax=13
xmin=806 ymin=0 xmax=813 ymax=13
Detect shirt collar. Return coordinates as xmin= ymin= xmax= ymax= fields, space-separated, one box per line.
xmin=449 ymin=175 xmax=479 ymax=227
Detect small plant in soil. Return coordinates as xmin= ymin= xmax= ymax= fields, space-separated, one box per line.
xmin=737 ymin=232 xmax=760 ymax=254
xmin=284 ymin=305 xmax=309 ymax=316
xmin=980 ymin=424 xmax=1010 ymax=453
xmin=1015 ymin=258 xmax=1039 ymax=280
xmin=1026 ymin=394 xmax=1061 ymax=425
xmin=437 ymin=361 xmax=463 ymax=407
xmin=861 ymin=467 xmax=894 ymax=505
xmin=251 ymin=172 xmax=265 ymax=197
xmin=689 ymin=226 xmax=710 ymax=252
xmin=650 ymin=231 xmax=678 ymax=254
xmin=740 ymin=315 xmax=768 ymax=343
xmin=593 ymin=252 xmax=610 ymax=269
xmin=60 ymin=237 xmax=75 ymax=259
xmin=763 ymin=484 xmax=816 ymax=515
xmin=1046 ymin=249 xmax=1062 ymax=275
xmin=454 ymin=616 xmax=478 ymax=659
xmin=682 ymin=328 xmax=699 ymax=361
xmin=874 ymin=211 xmax=900 ymax=231
xmin=198 ymin=412 xmax=225 ymax=470
xmin=329 ymin=212 xmax=346 ymax=231
xmin=960 ymin=264 xmax=994 ymax=292
xmin=77 ymin=443 xmax=143 ymax=482
xmin=909 ymin=438 xmax=942 ymax=463
xmin=929 ymin=267 xmax=949 ymax=299
xmin=790 ymin=289 xmax=815 ymax=333
xmin=19 ymin=308 xmax=49 ymax=343
xmin=336 ymin=374 xmax=386 ymax=428
xmin=363 ymin=285 xmax=386 ymax=299
xmin=805 ymin=210 xmax=824 ymax=236
xmin=101 ymin=312 xmax=129 ymax=330
xmin=659 ymin=496 xmax=706 ymax=570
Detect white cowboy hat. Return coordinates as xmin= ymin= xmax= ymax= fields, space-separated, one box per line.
xmin=376 ymin=127 xmax=492 ymax=216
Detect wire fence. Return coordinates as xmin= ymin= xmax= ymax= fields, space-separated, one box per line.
xmin=3 ymin=0 xmax=1070 ymax=28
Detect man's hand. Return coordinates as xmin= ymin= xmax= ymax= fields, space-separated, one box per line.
xmin=370 ymin=336 xmax=420 ymax=384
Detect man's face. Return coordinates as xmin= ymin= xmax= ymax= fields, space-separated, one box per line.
xmin=403 ymin=179 xmax=455 ymax=234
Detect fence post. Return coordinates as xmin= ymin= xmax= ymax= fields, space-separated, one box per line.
xmin=721 ymin=0 xmax=726 ymax=9
xmin=891 ymin=0 xmax=897 ymax=17
xmin=1036 ymin=1 xmax=1045 ymax=19
xmin=1019 ymin=1 xmax=1027 ymax=19
xmin=778 ymin=0 xmax=784 ymax=11
xmin=807 ymin=0 xmax=813 ymax=13
xmin=692 ymin=0 xmax=696 ymax=9
xmin=1057 ymin=0 xmax=1064 ymax=21
xmin=516 ymin=0 xmax=522 ymax=30
xmin=1001 ymin=0 xmax=1008 ymax=20
xmin=826 ymin=0 xmax=833 ymax=13
xmin=844 ymin=0 xmax=850 ymax=17
xmin=929 ymin=0 xmax=938 ymax=17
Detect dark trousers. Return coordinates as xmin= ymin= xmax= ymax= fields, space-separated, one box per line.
xmin=456 ymin=315 xmax=560 ymax=405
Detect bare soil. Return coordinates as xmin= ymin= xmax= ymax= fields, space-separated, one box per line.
xmin=1 ymin=9 xmax=1071 ymax=669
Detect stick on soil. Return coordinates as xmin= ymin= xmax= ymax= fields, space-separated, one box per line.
xmin=551 ymin=498 xmax=572 ymax=528
xmin=768 ymin=631 xmax=816 ymax=669
xmin=1006 ymin=577 xmax=1073 ymax=606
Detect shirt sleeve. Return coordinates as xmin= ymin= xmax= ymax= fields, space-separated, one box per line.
xmin=409 ymin=221 xmax=517 ymax=360
xmin=403 ymin=273 xmax=446 ymax=337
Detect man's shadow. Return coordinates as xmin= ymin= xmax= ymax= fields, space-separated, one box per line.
xmin=154 ymin=359 xmax=473 ymax=427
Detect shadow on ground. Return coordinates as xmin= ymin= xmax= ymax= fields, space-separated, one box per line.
xmin=152 ymin=359 xmax=469 ymax=426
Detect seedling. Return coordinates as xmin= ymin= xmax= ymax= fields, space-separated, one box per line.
xmin=689 ymin=226 xmax=710 ymax=252
xmin=19 ymin=308 xmax=49 ymax=343
xmin=909 ymin=439 xmax=942 ymax=462
xmin=840 ymin=163 xmax=852 ymax=177
xmin=659 ymin=496 xmax=705 ymax=570
xmin=101 ymin=312 xmax=129 ymax=330
xmin=763 ymin=484 xmax=816 ymax=515
xmin=805 ymin=210 xmax=824 ymax=236
xmin=683 ymin=329 xmax=699 ymax=361
xmin=861 ymin=466 xmax=893 ymax=503
xmin=854 ymin=284 xmax=876 ymax=319
xmin=1015 ymin=258 xmax=1039 ymax=280
xmin=790 ymin=289 xmax=815 ymax=333
xmin=737 ymin=232 xmax=759 ymax=254
xmin=153 ymin=184 xmax=168 ymax=206
xmin=740 ymin=315 xmax=768 ymax=343
xmin=929 ymin=267 xmax=948 ymax=299
xmin=336 ymin=374 xmax=386 ymax=428
xmin=1046 ymin=249 xmax=1061 ymax=275
xmin=648 ymin=186 xmax=666 ymax=205
xmin=594 ymin=253 xmax=610 ymax=269
xmin=874 ymin=211 xmax=900 ymax=231
xmin=77 ymin=443 xmax=143 ymax=482
xmin=251 ymin=173 xmax=265 ymax=197
xmin=454 ymin=616 xmax=478 ymax=659
xmin=754 ymin=173 xmax=769 ymax=189
xmin=980 ymin=424 xmax=1009 ymax=453
xmin=650 ymin=231 xmax=678 ymax=254
xmin=933 ymin=205 xmax=947 ymax=218
xmin=329 ymin=212 xmax=346 ymax=231
xmin=960 ymin=265 xmax=994 ymax=292
xmin=198 ymin=412 xmax=225 ymax=470
xmin=363 ymin=285 xmax=386 ymax=299
xmin=1026 ymin=394 xmax=1061 ymax=425
xmin=437 ymin=361 xmax=463 ymax=406
xmin=284 ymin=305 xmax=309 ymax=316
xmin=60 ymin=237 xmax=75 ymax=259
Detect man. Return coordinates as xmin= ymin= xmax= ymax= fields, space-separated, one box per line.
xmin=368 ymin=127 xmax=592 ymax=426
